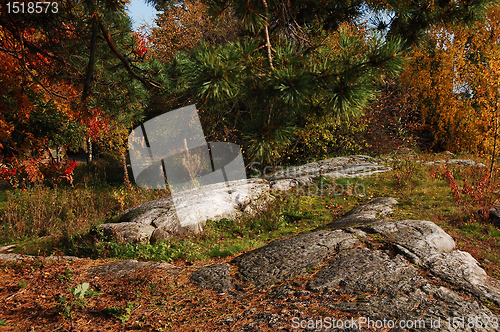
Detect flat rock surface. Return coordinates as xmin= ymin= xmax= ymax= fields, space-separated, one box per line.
xmin=303 ymin=249 xmax=496 ymax=331
xmin=268 ymin=155 xmax=391 ymax=184
xmin=489 ymin=205 xmax=500 ymax=228
xmin=187 ymin=198 xmax=500 ymax=331
xmin=428 ymin=250 xmax=500 ymax=306
xmin=232 ymin=230 xmax=361 ymax=288
xmin=2 ymin=195 xmax=500 ymax=331
xmin=0 ymin=253 xmax=79 ymax=261
xmin=326 ymin=196 xmax=398 ymax=229
xmin=98 ymin=222 xmax=156 ymax=244
xmin=86 ymin=259 xmax=174 ymax=278
xmin=306 ymin=248 xmax=424 ymax=294
xmin=422 ymin=159 xmax=487 ymax=167
xmin=190 ymin=263 xmax=233 ymax=293
xmin=363 ymin=219 xmax=456 ymax=265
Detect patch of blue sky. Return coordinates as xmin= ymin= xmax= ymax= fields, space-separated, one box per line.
xmin=126 ymin=0 xmax=159 ymax=31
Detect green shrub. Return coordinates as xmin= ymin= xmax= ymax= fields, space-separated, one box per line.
xmin=288 ymin=114 xmax=369 ymax=164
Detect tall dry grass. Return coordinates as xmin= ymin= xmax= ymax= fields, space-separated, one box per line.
xmin=0 ymin=184 xmax=169 ymax=245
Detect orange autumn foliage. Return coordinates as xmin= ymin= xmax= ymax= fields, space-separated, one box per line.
xmin=150 ymin=0 xmax=239 ymax=63
xmin=0 ymin=25 xmax=82 ymax=186
xmin=0 ymin=26 xmax=81 ymax=155
xmin=402 ymin=6 xmax=500 ymax=154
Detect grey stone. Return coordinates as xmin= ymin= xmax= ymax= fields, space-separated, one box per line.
xmin=268 ymin=155 xmax=391 ymax=182
xmin=119 ymin=178 xmax=270 ymax=236
xmin=118 ymin=198 xmax=174 ymax=226
xmin=306 ymin=248 xmax=425 ymax=294
xmin=333 ymin=285 xmax=498 ymax=332
xmin=232 ymin=230 xmax=361 ymax=288
xmin=0 ymin=245 xmax=15 ymax=253
xmin=0 ymin=253 xmax=79 ymax=261
xmin=103 ymin=178 xmax=271 ymax=244
xmin=98 ymin=222 xmax=156 ymax=244
xmin=190 ymin=263 xmax=233 ymax=293
xmin=86 ymin=260 xmax=174 ymax=278
xmin=149 ymin=228 xmax=171 ymax=245
xmin=299 ymin=247 xmax=499 ymax=332
xmin=362 ymin=219 xmax=456 ymax=265
xmin=269 ymin=178 xmax=299 ymax=192
xmin=345 ymin=227 xmax=370 ymax=241
xmin=193 ymin=198 xmax=500 ymax=331
xmin=489 ymin=206 xmax=500 ymax=228
xmin=98 ymin=156 xmax=392 ymax=244
xmin=428 ymin=250 xmax=500 ymax=305
xmin=326 ymin=197 xmax=398 ymax=229
xmin=422 ymin=159 xmax=487 ymax=167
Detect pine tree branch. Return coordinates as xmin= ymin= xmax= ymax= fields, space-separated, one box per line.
xmin=348 ymin=53 xmax=400 ymax=75
xmin=98 ymin=20 xmax=162 ymax=89
xmin=264 ymin=25 xmax=274 ymax=70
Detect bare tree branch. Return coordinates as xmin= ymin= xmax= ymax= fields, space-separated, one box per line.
xmin=262 ymin=0 xmax=274 ymax=70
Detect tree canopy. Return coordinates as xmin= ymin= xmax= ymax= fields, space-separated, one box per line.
xmin=402 ymin=4 xmax=500 ymax=155
xmin=0 ymin=0 xmax=167 ymax=183
xmin=0 ymin=0 xmax=498 ymax=185
xmin=148 ymin=0 xmax=496 ymax=164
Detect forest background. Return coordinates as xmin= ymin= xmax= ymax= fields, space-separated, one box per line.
xmin=1 ymin=0 xmax=500 ymax=251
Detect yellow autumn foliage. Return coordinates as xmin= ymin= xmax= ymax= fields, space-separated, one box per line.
xmin=402 ymin=6 xmax=500 ymax=154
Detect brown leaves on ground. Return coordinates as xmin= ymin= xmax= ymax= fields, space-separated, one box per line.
xmin=0 ymin=257 xmax=260 ymax=331
xmin=0 ymin=255 xmax=383 ymax=332
xmin=1 ymin=223 xmax=498 ymax=332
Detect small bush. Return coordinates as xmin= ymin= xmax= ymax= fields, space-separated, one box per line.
xmin=57 ymin=282 xmax=101 ymax=318
xmin=288 ymin=115 xmax=369 ymax=164
xmin=432 ymin=164 xmax=500 ymax=224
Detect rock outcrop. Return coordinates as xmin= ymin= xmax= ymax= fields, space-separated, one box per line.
xmin=325 ymin=196 xmax=398 ymax=229
xmin=489 ymin=205 xmax=500 ymax=228
xmin=86 ymin=259 xmax=174 ymax=278
xmin=267 ymin=155 xmax=390 ymax=183
xmin=190 ymin=263 xmax=233 ymax=293
xmin=232 ymin=230 xmax=362 ymax=288
xmin=5 ymin=195 xmax=496 ymax=331
xmin=3 ymin=156 xmax=499 ymax=331
xmin=188 ymin=198 xmax=500 ymax=331
xmin=421 ymin=159 xmax=487 ymax=167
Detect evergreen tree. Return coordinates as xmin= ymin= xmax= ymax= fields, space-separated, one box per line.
xmin=150 ymin=0 xmax=494 ymax=164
